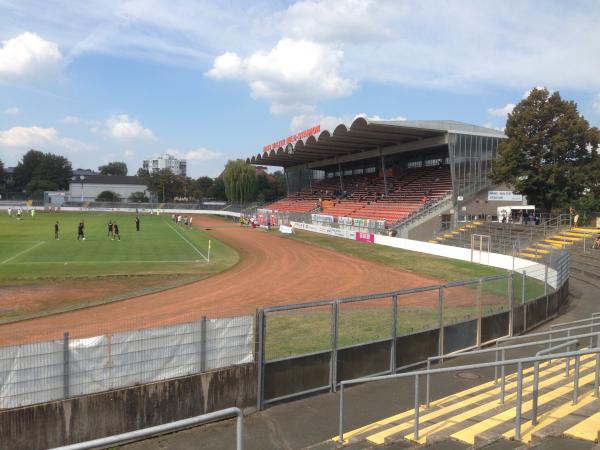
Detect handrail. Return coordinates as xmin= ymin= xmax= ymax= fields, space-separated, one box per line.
xmin=338 ymin=347 xmax=600 ymax=443
xmin=551 ymin=316 xmax=600 ymax=329
xmin=50 ymin=407 xmax=243 ymax=450
xmin=424 ymin=332 xmax=599 ymax=407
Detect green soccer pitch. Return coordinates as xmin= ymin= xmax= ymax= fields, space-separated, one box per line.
xmin=0 ymin=211 xmax=238 ymax=283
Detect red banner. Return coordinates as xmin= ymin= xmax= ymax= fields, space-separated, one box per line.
xmin=263 ymin=124 xmax=321 ymax=152
xmin=355 ymin=232 xmax=375 ymax=244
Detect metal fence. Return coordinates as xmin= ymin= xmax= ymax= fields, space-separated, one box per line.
xmin=0 ymin=315 xmax=253 ymax=409
xmin=256 ymin=249 xmax=570 ymax=408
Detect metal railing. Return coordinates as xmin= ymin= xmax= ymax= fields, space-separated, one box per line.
xmin=337 ymin=313 xmax=600 ymax=443
xmin=338 ymin=347 xmax=600 ymax=443
xmin=49 ymin=407 xmax=243 ymax=450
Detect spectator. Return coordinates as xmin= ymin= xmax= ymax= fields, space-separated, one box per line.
xmin=593 ymin=235 xmax=600 ymax=249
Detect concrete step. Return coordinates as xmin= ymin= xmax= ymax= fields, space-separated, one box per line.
xmin=569 ymin=272 xmax=600 ymax=290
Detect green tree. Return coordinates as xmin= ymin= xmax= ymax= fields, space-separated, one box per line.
xmin=96 ymin=190 xmax=121 ymax=202
xmin=26 ymin=179 xmax=59 ymax=194
xmin=206 ymin=177 xmax=226 ymax=201
xmin=0 ymin=159 xmax=4 ymax=192
xmin=98 ymin=161 xmax=128 ymax=176
xmin=144 ymin=169 xmax=184 ymax=202
xmin=12 ymin=150 xmax=72 ymax=191
xmin=223 ymin=160 xmax=257 ymax=204
xmin=137 ymin=167 xmax=150 ymax=177
xmin=128 ymin=191 xmax=149 ymax=202
xmin=491 ymin=88 xmax=600 ymax=211
xmin=196 ymin=176 xmax=214 ymax=198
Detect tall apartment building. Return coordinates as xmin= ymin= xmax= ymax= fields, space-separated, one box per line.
xmin=142 ymin=154 xmax=187 ymax=176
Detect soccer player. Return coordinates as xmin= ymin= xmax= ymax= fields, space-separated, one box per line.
xmin=108 ymin=220 xmax=113 ymax=238
xmin=135 ymin=216 xmax=140 ymax=231
xmin=54 ymin=221 xmax=60 ymax=240
xmin=113 ymin=222 xmax=121 ymax=241
xmin=77 ymin=221 xmax=85 ymax=240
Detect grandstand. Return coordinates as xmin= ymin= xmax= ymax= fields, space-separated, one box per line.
xmin=247 ymin=118 xmax=504 ymax=234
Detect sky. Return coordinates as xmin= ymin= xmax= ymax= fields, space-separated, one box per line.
xmin=1 ymin=0 xmax=600 ymax=178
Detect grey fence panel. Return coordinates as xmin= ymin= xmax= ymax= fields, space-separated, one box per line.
xmin=264 ymin=352 xmax=331 ymax=402
xmin=396 ymin=329 xmax=440 ymax=368
xmin=443 ymin=319 xmax=478 ymax=354
xmin=110 ymin=322 xmax=201 ymax=390
xmin=69 ymin=336 xmax=111 ymax=396
xmin=481 ymin=312 xmax=509 ymax=343
xmin=0 ymin=315 xmax=254 ymax=409
xmin=205 ymin=316 xmax=254 ymax=371
xmin=0 ymin=340 xmax=64 ymax=408
xmin=336 ymin=340 xmax=391 ymax=382
xmin=526 ymin=296 xmax=548 ymax=329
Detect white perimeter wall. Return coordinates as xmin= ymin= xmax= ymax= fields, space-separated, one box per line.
xmin=290 ymin=221 xmax=557 ymax=288
xmin=0 ymin=205 xmax=241 ymax=218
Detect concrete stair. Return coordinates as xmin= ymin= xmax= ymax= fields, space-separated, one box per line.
xmin=323 ymin=354 xmax=599 ymax=449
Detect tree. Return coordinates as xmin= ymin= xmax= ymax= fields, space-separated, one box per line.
xmin=144 ymin=169 xmax=183 ymax=202
xmin=0 ymin=159 xmax=4 ymax=191
xmin=129 ymin=191 xmax=149 ymax=202
xmin=196 ymin=176 xmax=214 ymax=198
xmin=223 ymin=160 xmax=257 ymax=204
xmin=206 ymin=177 xmax=226 ymax=201
xmin=96 ymin=191 xmax=121 ymax=202
xmin=26 ymin=179 xmax=59 ymax=194
xmin=99 ymin=161 xmax=128 ymax=176
xmin=491 ymin=88 xmax=600 ymax=211
xmin=12 ymin=150 xmax=72 ymax=191
xmin=137 ymin=167 xmax=150 ymax=177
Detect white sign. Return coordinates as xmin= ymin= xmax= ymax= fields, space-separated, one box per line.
xmin=487 ymin=191 xmax=523 ymax=201
xmin=279 ymin=225 xmax=294 ymax=234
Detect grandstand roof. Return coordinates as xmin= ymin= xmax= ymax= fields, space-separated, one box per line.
xmin=247 ymin=117 xmax=506 ymax=168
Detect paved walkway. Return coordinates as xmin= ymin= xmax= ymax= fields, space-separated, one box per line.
xmin=123 ymin=279 xmax=596 ymax=450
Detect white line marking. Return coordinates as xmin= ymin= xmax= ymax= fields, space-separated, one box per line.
xmin=164 ymin=221 xmax=209 ymax=261
xmin=1 ymin=241 xmax=45 ymax=264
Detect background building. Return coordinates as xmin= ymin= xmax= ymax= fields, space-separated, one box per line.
xmin=68 ymin=175 xmax=148 ymax=202
xmin=142 ymin=154 xmax=187 ymax=176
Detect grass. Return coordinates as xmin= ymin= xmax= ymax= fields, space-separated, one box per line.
xmin=0 ymin=211 xmax=239 ymax=320
xmin=263 ymin=230 xmax=547 ymax=360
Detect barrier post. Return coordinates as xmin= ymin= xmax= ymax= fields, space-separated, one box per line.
xmin=508 ymin=273 xmax=514 ymax=337
xmin=438 ymin=287 xmax=445 ymax=359
xmin=477 ymin=278 xmax=482 ymax=347
xmin=515 ymin=362 xmax=523 ymax=441
xmin=200 ymin=316 xmax=207 ymax=373
xmin=63 ymin=331 xmax=70 ymax=399
xmin=390 ymin=295 xmax=397 ymax=373
xmin=255 ymin=310 xmax=265 ymax=410
xmin=330 ymin=302 xmax=339 ymax=392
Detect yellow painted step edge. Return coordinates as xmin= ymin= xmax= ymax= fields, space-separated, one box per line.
xmin=331 ymin=362 xmax=541 ymax=443
xmin=503 ymin=390 xmax=599 ymax=443
xmin=451 ymin=368 xmax=598 ymax=445
xmin=563 ymin=409 xmax=600 ymax=443
xmin=367 ymin=358 xmax=587 ymax=445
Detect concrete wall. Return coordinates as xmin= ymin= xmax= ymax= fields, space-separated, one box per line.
xmin=458 ymin=184 xmax=526 ymax=219
xmin=406 ymin=206 xmax=452 ymax=241
xmin=0 ymin=363 xmax=257 ymax=450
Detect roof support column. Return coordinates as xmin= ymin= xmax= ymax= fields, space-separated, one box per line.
xmin=380 ymin=147 xmax=388 ymax=196
xmin=338 ymin=159 xmax=344 ymax=194
xmin=284 ymin=169 xmax=290 ymax=195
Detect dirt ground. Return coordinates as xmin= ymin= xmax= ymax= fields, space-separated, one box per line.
xmin=0 ymin=215 xmax=448 ymax=344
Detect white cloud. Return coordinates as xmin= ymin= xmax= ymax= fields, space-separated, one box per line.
xmin=0 ymin=32 xmax=62 ymax=81
xmin=105 ymin=114 xmax=154 ymax=141
xmin=124 ymin=150 xmax=134 ymax=158
xmin=593 ymin=93 xmax=600 ymax=115
xmin=487 ymin=103 xmax=515 ymax=117
xmin=207 ymin=38 xmax=356 ymax=114
xmin=167 ymin=147 xmax=223 ymax=162
xmin=60 ymin=115 xmax=81 ymax=124
xmin=3 ymin=107 xmax=20 ymax=115
xmin=0 ymin=126 xmax=92 ymax=163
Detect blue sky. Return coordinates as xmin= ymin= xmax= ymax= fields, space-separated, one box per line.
xmin=1 ymin=0 xmax=600 ymax=177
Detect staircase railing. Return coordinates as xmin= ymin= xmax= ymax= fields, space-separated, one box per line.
xmin=391 ymin=193 xmax=452 ymax=232
xmin=337 ymin=313 xmax=600 ymax=443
